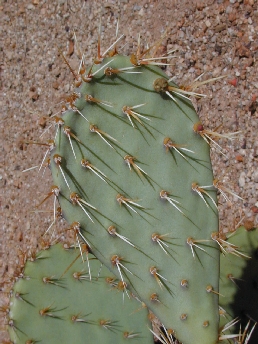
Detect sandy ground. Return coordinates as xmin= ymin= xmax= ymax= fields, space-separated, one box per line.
xmin=1 ymin=0 xmax=258 ymax=341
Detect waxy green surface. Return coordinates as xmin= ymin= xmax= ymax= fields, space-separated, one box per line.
xmin=9 ymin=243 xmax=153 ymax=344
xmin=50 ymin=55 xmax=220 ymax=344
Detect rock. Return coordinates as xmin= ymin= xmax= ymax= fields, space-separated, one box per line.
xmin=253 ymin=170 xmax=258 ymax=183
xmin=239 ymin=171 xmax=246 ymax=187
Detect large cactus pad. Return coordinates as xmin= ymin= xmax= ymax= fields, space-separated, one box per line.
xmin=49 ymin=55 xmax=219 ymax=343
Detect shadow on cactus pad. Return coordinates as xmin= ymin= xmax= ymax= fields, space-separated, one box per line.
xmin=230 ymin=247 xmax=258 ymax=343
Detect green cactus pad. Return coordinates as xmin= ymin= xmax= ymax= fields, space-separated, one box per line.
xmin=220 ymin=226 xmax=258 ymax=342
xmin=49 ymin=54 xmax=219 ymax=344
xmin=8 ymin=243 xmax=153 ymax=344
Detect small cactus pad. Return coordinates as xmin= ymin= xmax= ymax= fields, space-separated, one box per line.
xmin=220 ymin=226 xmax=258 ymax=342
xmin=8 ymin=243 xmax=153 ymax=344
xmin=49 ymin=55 xmax=219 ymax=343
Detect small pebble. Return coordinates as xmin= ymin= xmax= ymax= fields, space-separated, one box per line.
xmin=239 ymin=172 xmax=246 ymax=187
xmin=253 ymin=171 xmax=258 ymax=183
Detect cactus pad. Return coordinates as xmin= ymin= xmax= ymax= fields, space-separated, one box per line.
xmin=46 ymin=53 xmax=220 ymax=344
xmin=8 ymin=243 xmax=153 ymax=344
xmin=220 ymin=226 xmax=258 ymax=342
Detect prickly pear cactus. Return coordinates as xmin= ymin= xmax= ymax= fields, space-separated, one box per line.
xmin=48 ymin=50 xmax=220 ymax=344
xmin=220 ymin=226 xmax=258 ymax=342
xmin=8 ymin=243 xmax=153 ymax=344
